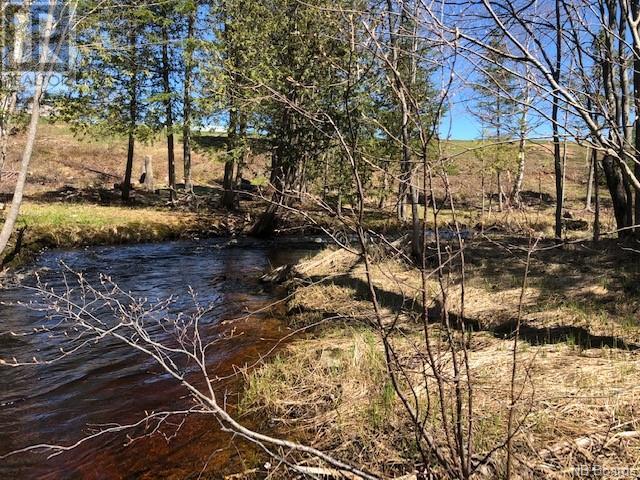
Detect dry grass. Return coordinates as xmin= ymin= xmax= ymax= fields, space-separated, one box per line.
xmin=240 ymin=245 xmax=640 ymax=478
xmin=1 ymin=122 xmax=221 ymax=195
xmin=240 ymin=327 xmax=416 ymax=476
xmin=3 ymin=122 xmax=614 ymax=242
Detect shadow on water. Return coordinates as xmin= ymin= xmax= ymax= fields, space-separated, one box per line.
xmin=0 ymin=239 xmax=316 ymax=479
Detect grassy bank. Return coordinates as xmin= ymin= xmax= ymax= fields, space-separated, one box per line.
xmin=0 ymin=202 xmax=240 ymax=270
xmin=239 ymin=243 xmax=640 ymax=479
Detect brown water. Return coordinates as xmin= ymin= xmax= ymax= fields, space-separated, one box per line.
xmin=0 ymin=239 xmax=314 ymax=479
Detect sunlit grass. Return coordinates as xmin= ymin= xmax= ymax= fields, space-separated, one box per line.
xmin=17 ymin=202 xmax=171 ymax=228
xmin=1 ymin=201 xmax=224 ymax=268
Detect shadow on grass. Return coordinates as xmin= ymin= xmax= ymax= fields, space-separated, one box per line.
xmin=25 ymin=183 xmax=226 ymax=207
xmin=463 ymin=236 xmax=640 ymax=314
xmin=492 ymin=321 xmax=639 ymax=350
xmin=303 ymin=235 xmax=640 ymax=351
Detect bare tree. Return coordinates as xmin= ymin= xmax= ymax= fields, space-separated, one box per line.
xmin=0 ymin=0 xmax=61 ymax=256
xmin=0 ymin=0 xmax=30 ymax=180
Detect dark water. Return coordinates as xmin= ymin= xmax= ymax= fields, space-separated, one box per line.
xmin=0 ymin=239 xmax=313 ymax=479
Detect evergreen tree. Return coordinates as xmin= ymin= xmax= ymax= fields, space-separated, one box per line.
xmin=54 ymin=0 xmax=159 ymax=202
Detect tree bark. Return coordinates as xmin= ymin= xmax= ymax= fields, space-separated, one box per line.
xmin=552 ymin=0 xmax=564 ymax=243
xmin=250 ymin=110 xmax=298 ymax=237
xmin=123 ymin=132 xmax=135 ymax=202
xmin=480 ymin=154 xmax=486 ymax=229
xmin=585 ymin=147 xmax=594 ymax=211
xmin=387 ymin=0 xmax=421 ymax=257
xmin=222 ymin=105 xmax=238 ymax=210
xmin=122 ymin=26 xmax=139 ymax=203
xmin=251 ymin=1 xmax=301 ymax=238
xmin=602 ymin=154 xmax=631 ymax=235
xmin=234 ymin=112 xmax=247 ymax=186
xmin=632 ymin=0 xmax=640 ymax=228
xmin=618 ymin=5 xmax=634 ymax=230
xmin=161 ymin=24 xmax=176 ymax=202
xmin=594 ymin=151 xmax=600 ymax=241
xmin=182 ymin=6 xmax=195 ymax=193
xmin=598 ymin=0 xmax=633 ymax=237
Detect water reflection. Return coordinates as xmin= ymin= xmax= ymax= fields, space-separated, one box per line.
xmin=0 ymin=239 xmax=312 ymax=479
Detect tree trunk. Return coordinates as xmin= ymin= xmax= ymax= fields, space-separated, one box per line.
xmin=182 ymin=6 xmax=195 ymax=193
xmin=234 ymin=112 xmax=247 ymax=186
xmin=123 ymin=132 xmax=135 ymax=202
xmin=397 ymin=175 xmax=405 ymax=220
xmin=552 ymin=0 xmax=564 ymax=243
xmin=585 ymin=147 xmax=594 ymax=211
xmin=480 ymin=155 xmax=486 ymax=229
xmin=602 ymin=154 xmax=631 ymax=236
xmin=0 ymin=0 xmax=30 ymax=180
xmin=142 ymin=155 xmax=155 ymax=191
xmin=594 ymin=152 xmax=600 ymax=241
xmin=497 ymin=171 xmax=504 ymax=212
xmin=597 ymin=0 xmax=632 ymax=237
xmin=388 ymin=1 xmax=421 ymax=258
xmin=619 ymin=5 xmax=634 ymax=230
xmin=401 ymin=109 xmax=420 ymax=258
xmin=251 ymin=155 xmax=298 ymax=237
xmin=161 ymin=24 xmax=176 ymax=202
xmin=379 ymin=160 xmax=390 ymax=209
xmin=251 ymin=2 xmax=300 ymax=238
xmin=632 ymin=0 xmax=640 ymax=229
xmin=222 ymin=106 xmax=238 ymax=210
xmin=624 ymin=176 xmax=633 ymax=229
xmin=251 ymin=116 xmax=298 ymax=237
xmin=0 ymin=1 xmax=51 ymax=257
xmin=0 ymin=84 xmax=42 ymax=256
xmin=122 ymin=26 xmax=138 ymax=203
xmin=511 ymin=105 xmax=527 ymax=208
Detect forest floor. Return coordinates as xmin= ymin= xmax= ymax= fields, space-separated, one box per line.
xmin=239 ymin=241 xmax=640 ymax=479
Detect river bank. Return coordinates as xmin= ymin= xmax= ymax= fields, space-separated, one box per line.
xmin=0 ymin=191 xmax=637 ymax=479
xmin=239 ymin=243 xmax=640 ymax=479
xmin=0 ymin=201 xmax=250 ymax=271
xmin=1 ymin=201 xmax=639 ymax=478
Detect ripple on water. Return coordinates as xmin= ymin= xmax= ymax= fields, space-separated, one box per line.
xmin=0 ymin=238 xmax=315 ymax=479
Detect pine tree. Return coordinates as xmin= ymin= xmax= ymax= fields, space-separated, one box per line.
xmin=54 ymin=0 xmax=159 ymax=202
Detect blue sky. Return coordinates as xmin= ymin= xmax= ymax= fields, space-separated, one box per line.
xmin=442 ymin=109 xmax=481 ymax=140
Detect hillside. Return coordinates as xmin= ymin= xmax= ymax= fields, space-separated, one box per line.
xmin=2 ymin=122 xmax=593 ymax=210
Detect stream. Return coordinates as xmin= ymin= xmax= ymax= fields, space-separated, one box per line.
xmin=0 ymin=239 xmax=315 ymax=479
